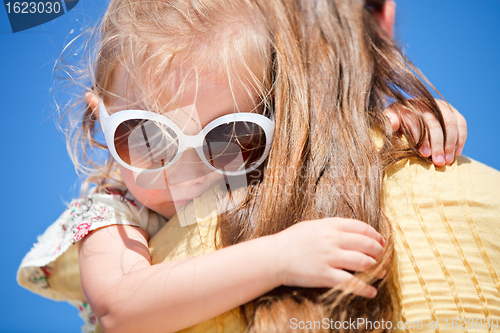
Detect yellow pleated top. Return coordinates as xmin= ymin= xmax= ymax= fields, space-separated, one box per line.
xmin=384 ymin=156 xmax=500 ymax=331
xmin=148 ymin=156 xmax=500 ymax=332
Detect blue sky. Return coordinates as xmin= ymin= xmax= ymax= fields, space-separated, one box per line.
xmin=1 ymin=1 xmax=499 ymax=332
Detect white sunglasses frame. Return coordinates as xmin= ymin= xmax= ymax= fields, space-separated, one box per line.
xmin=98 ymin=99 xmax=275 ymax=176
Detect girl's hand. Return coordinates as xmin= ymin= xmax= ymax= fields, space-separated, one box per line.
xmin=273 ymin=218 xmax=385 ymax=298
xmin=384 ymin=100 xmax=467 ymax=167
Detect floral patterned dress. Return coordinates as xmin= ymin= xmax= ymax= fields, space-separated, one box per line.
xmin=17 ymin=187 xmax=168 ymax=333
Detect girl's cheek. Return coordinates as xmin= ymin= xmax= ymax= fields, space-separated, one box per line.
xmin=118 ymin=166 xmax=157 ymax=201
xmin=118 ymin=166 xmax=136 ymax=190
xmin=118 ymin=166 xmax=173 ymax=205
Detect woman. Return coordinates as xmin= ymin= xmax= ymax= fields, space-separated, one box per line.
xmin=149 ymin=0 xmax=500 ymax=332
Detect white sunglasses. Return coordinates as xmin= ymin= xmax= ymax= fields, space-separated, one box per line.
xmin=99 ymin=99 xmax=275 ymax=176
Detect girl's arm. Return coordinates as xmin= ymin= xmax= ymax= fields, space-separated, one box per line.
xmin=79 ymin=218 xmax=384 ymax=333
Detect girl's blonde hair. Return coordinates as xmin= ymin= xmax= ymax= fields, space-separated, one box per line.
xmin=61 ymin=0 xmax=272 ymax=191
xmin=59 ymin=0 xmax=445 ymax=331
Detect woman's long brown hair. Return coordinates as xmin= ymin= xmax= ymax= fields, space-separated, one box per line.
xmin=214 ymin=0 xmax=445 ymax=332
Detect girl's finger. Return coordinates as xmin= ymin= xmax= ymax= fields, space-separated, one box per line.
xmin=327 ymin=269 xmax=377 ymax=298
xmin=383 ymin=106 xmax=401 ymax=132
xmin=330 ymin=250 xmax=378 ymax=272
xmin=418 ymin=134 xmax=431 ymax=157
xmin=394 ymin=106 xmax=422 ymax=145
xmin=329 ymin=218 xmax=384 ymax=246
xmin=405 ymin=117 xmax=422 ymax=148
xmin=384 ymin=104 xmax=421 ymax=142
xmin=423 ymin=112 xmax=446 ymax=167
xmin=338 ymin=233 xmax=384 ymax=260
xmin=436 ymin=101 xmax=459 ymax=165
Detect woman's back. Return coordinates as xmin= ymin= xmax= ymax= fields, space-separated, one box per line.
xmin=384 ymin=156 xmax=500 ymax=330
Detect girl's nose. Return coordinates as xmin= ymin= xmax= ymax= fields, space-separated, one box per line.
xmin=165 ymin=148 xmax=213 ymax=186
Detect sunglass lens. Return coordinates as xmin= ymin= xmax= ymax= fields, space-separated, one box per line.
xmin=114 ymin=119 xmax=179 ymax=169
xmin=203 ymin=121 xmax=267 ymax=173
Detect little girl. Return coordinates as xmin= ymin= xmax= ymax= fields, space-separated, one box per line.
xmin=18 ymin=0 xmax=468 ymax=332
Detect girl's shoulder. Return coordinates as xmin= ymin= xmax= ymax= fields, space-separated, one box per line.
xmin=17 ymin=186 xmax=168 ymax=305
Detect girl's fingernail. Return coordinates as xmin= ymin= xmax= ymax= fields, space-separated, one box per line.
xmin=382 ymin=238 xmax=387 ymax=247
xmin=456 ymin=147 xmax=463 ymax=156
xmin=435 ymin=155 xmax=445 ymax=166
xmin=421 ymin=147 xmax=431 ymax=157
xmin=445 ymin=154 xmax=454 ymax=164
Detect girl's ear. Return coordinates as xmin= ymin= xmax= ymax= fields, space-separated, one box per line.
xmin=375 ymin=0 xmax=396 ymax=37
xmin=85 ymin=92 xmax=100 ymax=121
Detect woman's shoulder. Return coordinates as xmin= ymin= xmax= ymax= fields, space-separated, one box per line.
xmin=383 ymin=156 xmax=500 ymax=325
xmin=384 ymin=155 xmax=500 ymax=199
xmin=382 ymin=155 xmax=500 ymax=221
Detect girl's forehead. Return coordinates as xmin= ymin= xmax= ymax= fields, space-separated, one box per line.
xmin=107 ymin=64 xmax=259 ymax=130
